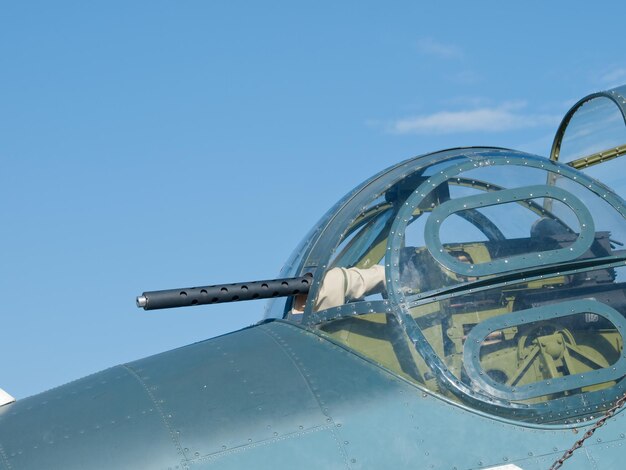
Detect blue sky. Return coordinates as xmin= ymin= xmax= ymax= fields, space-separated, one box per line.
xmin=3 ymin=1 xmax=626 ymax=398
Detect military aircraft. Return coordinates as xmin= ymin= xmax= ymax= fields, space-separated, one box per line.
xmin=2 ymin=85 xmax=626 ymax=470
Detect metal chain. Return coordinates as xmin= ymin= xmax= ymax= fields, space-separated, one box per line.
xmin=548 ymin=392 xmax=626 ymax=470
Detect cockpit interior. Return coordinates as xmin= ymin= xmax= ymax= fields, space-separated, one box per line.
xmin=266 ymin=85 xmax=626 ymax=425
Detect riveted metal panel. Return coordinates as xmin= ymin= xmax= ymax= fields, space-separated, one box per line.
xmin=186 ymin=427 xmax=347 ymax=469
xmin=1 ymin=320 xmax=625 ymax=468
xmin=125 ymin=324 xmax=335 ymax=464
xmin=0 ymin=365 xmax=179 ymax=469
xmin=264 ymin=322 xmax=623 ymax=470
xmin=585 ymin=431 xmax=626 ymax=470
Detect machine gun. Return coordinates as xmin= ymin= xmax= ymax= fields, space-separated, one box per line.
xmin=136 ymin=273 xmax=313 ymax=311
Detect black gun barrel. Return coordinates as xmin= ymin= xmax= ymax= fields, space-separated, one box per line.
xmin=136 ymin=273 xmax=313 ymax=311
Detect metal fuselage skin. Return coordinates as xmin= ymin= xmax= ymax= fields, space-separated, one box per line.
xmin=0 ymin=320 xmax=621 ymax=469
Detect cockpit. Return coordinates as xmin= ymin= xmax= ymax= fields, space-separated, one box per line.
xmin=267 ymin=142 xmax=626 ymax=424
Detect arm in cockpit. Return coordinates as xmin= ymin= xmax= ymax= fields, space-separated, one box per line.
xmin=291 ymin=265 xmax=386 ymax=314
xmin=314 ymin=265 xmax=386 ymax=311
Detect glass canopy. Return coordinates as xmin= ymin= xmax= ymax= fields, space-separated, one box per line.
xmin=267 ymin=147 xmax=626 ymax=424
xmin=551 ymin=85 xmax=626 ymax=199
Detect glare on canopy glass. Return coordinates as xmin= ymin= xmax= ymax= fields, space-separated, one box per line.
xmin=558 ymin=96 xmax=626 ymax=164
xmin=274 ymin=147 xmax=626 ymax=422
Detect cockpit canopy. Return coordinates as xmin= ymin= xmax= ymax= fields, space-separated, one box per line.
xmin=267 ymin=147 xmax=626 ymax=424
xmin=270 ymin=148 xmax=626 ymax=305
xmin=551 ymin=84 xmax=626 ymax=199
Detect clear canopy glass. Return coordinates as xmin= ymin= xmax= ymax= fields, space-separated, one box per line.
xmin=551 ymin=85 xmax=626 ymax=201
xmin=267 ymin=147 xmax=626 ymax=424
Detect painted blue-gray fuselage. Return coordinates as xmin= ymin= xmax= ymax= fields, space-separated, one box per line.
xmin=4 ymin=85 xmax=626 ymax=470
xmin=1 ymin=321 xmax=621 ymax=469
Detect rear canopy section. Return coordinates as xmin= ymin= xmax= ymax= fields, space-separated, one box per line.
xmin=551 ymin=85 xmax=626 ymax=197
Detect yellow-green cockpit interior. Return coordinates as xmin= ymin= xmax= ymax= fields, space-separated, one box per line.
xmin=261 ymin=86 xmax=626 ymax=424
xmin=269 ymin=83 xmax=626 ymax=423
xmin=266 ymin=141 xmax=626 ymax=424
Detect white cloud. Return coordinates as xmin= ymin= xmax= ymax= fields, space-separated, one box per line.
xmin=449 ymin=69 xmax=482 ymax=84
xmin=389 ymin=102 xmax=561 ymax=135
xmin=416 ymin=38 xmax=462 ymax=60
xmin=600 ymin=67 xmax=626 ymax=86
xmin=443 ymin=96 xmax=492 ymax=108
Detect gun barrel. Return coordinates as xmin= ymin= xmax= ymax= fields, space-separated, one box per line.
xmin=136 ymin=274 xmax=313 ymax=311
